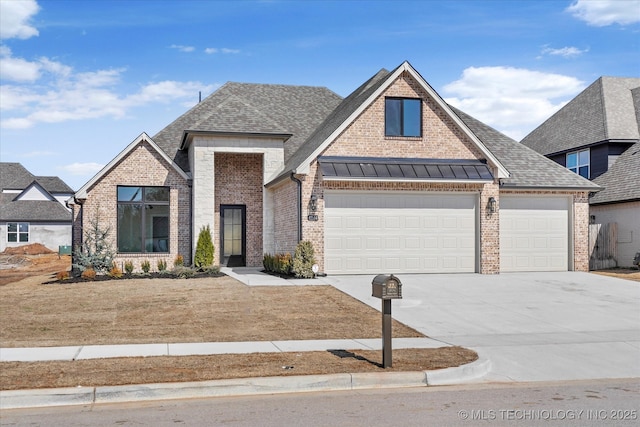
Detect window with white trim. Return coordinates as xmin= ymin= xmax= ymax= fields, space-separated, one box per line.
xmin=7 ymin=222 xmax=29 ymax=243
xmin=566 ymin=149 xmax=590 ymax=179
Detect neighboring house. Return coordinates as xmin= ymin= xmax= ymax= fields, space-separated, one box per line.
xmin=0 ymin=162 xmax=74 ymax=252
xmin=589 ymin=142 xmax=640 ymax=267
xmin=70 ymin=61 xmax=598 ymax=274
xmin=521 ymin=76 xmax=640 ymax=180
xmin=521 ymin=77 xmax=640 ymax=268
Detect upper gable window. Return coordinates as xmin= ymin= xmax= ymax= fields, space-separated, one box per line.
xmin=385 ymin=98 xmax=422 ymax=137
xmin=566 ymin=149 xmax=589 ymax=179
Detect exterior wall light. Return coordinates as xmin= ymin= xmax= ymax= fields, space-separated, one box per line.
xmin=309 ymin=194 xmax=318 ymax=212
xmin=487 ymin=196 xmax=497 ymax=214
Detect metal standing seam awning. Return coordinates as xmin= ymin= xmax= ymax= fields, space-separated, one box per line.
xmin=318 ymin=156 xmax=494 ymax=182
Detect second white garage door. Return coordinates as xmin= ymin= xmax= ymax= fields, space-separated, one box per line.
xmin=500 ymin=196 xmax=570 ymax=272
xmin=324 ymin=192 xmax=477 ymax=274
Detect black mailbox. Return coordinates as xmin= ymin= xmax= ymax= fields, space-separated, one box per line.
xmin=372 ymin=274 xmax=402 ymax=299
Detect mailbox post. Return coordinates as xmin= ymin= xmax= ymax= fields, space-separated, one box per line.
xmin=371 ymin=274 xmax=402 ymax=368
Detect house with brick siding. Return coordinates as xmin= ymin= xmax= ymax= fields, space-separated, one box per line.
xmin=70 ymin=61 xmax=599 ymax=274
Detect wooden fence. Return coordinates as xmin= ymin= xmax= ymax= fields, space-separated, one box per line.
xmin=589 ymin=222 xmax=618 ymax=270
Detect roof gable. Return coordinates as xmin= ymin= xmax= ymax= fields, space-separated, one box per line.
xmin=153 ymin=83 xmax=342 ymax=172
xmin=277 ymin=61 xmax=510 ymax=182
xmin=73 ymin=133 xmax=190 ymax=200
xmin=521 ymin=76 xmax=640 ymax=155
xmin=14 ymin=181 xmax=55 ymax=202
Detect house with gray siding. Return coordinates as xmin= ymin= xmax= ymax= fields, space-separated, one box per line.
xmin=70 ymin=61 xmax=598 ymax=274
xmin=0 ymin=163 xmax=73 ymax=252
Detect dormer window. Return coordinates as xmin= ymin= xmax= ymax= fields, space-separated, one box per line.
xmin=566 ymin=149 xmax=589 ymax=179
xmin=385 ymin=98 xmax=421 ymax=137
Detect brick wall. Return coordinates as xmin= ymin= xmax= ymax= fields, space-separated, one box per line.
xmin=573 ymin=191 xmax=590 ymax=271
xmin=74 ymin=141 xmax=191 ymax=272
xmin=271 ymin=178 xmax=300 ymax=255
xmin=214 ymin=153 xmax=263 ymax=267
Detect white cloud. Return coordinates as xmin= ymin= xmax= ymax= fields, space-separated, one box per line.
xmin=0 ymin=0 xmax=40 ymax=40
xmin=443 ymin=66 xmax=585 ymax=140
xmin=205 ymin=47 xmax=240 ymax=54
xmin=567 ymin=0 xmax=640 ymax=26
xmin=169 ymin=44 xmax=195 ymax=52
xmin=0 ymin=58 xmax=216 ymax=129
xmin=59 ymin=162 xmax=105 ymax=176
xmin=540 ymin=45 xmax=589 ymax=58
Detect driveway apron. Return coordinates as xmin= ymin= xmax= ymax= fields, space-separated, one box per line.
xmin=324 ymin=272 xmax=640 ymax=382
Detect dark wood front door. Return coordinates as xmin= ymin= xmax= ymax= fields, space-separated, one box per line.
xmin=220 ymin=205 xmax=246 ymax=267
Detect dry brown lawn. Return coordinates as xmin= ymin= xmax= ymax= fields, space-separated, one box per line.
xmin=0 ymin=252 xmax=477 ymax=390
xmin=592 ymin=268 xmax=640 ymax=282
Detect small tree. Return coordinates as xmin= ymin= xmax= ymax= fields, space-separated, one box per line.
xmin=194 ymin=225 xmax=214 ymax=269
xmin=73 ymin=211 xmax=115 ymax=274
xmin=292 ymin=240 xmax=316 ymax=278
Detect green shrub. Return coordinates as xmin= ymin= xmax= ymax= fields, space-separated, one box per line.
xmin=292 ymin=240 xmax=316 ymax=278
xmin=194 ymin=225 xmax=214 ymax=269
xmin=124 ymin=260 xmax=134 ymax=275
xmin=141 ymin=260 xmax=151 ymax=274
xmin=157 ymin=259 xmax=167 ymax=272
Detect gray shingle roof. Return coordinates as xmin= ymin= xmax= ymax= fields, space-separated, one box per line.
xmin=1 ymin=163 xmax=73 ymax=223
xmin=590 ymin=141 xmax=640 ymax=204
xmin=152 ymin=83 xmax=343 ymax=172
xmin=0 ymin=193 xmax=72 ymax=222
xmin=521 ymin=77 xmax=640 ymax=155
xmin=0 ymin=163 xmax=74 ymax=193
xmin=451 ymin=107 xmax=600 ymax=190
xmin=0 ymin=162 xmax=34 ymax=191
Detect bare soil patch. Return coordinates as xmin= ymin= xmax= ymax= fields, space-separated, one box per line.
xmin=592 ymin=268 xmax=640 ymax=282
xmin=0 ymin=249 xmax=477 ymax=390
xmin=0 ymin=252 xmax=70 ymax=287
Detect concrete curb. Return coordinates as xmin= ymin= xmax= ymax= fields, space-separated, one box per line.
xmin=0 ymin=356 xmax=490 ymax=409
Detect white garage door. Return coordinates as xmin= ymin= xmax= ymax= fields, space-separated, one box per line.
xmin=500 ymin=196 xmax=570 ymax=272
xmin=324 ymin=192 xmax=477 ymax=274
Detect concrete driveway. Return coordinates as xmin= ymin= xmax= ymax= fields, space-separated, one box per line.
xmin=324 ymin=272 xmax=640 ymax=382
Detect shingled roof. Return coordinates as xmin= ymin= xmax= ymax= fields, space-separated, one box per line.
xmin=451 ymin=108 xmax=599 ymax=190
xmin=0 ymin=163 xmax=73 ymax=194
xmin=152 ymin=83 xmax=342 ymax=172
xmin=590 ymin=141 xmax=640 ymax=205
xmin=0 ymin=163 xmax=73 ymax=222
xmin=520 ymin=76 xmax=640 ymax=155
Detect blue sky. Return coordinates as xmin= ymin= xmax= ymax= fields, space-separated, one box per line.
xmin=1 ymin=0 xmax=639 ymax=190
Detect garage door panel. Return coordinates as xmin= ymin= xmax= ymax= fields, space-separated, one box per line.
xmin=500 ymin=197 xmax=569 ymax=272
xmin=325 ymin=192 xmax=477 ymax=274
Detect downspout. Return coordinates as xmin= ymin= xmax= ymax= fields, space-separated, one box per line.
xmin=290 ymin=173 xmax=303 ymax=241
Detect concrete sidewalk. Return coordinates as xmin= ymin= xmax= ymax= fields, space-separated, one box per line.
xmin=0 ymin=337 xmax=447 ymax=362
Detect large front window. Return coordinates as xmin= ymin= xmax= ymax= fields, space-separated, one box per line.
xmin=7 ymin=222 xmax=29 ymax=243
xmin=566 ymin=149 xmax=590 ymax=179
xmin=385 ymin=97 xmax=421 ymax=137
xmin=117 ymin=186 xmax=169 ymax=253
